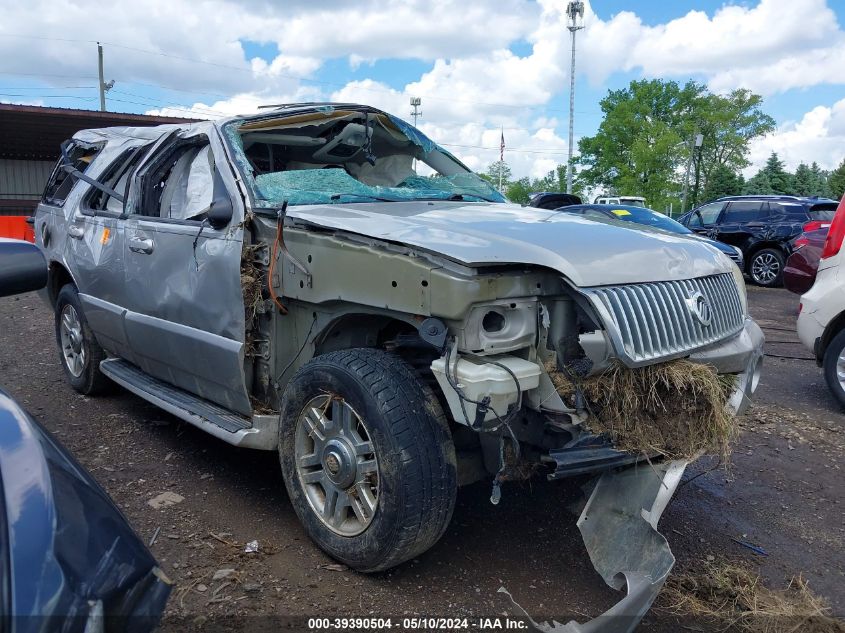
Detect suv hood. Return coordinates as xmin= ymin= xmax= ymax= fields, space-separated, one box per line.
xmin=288 ymin=201 xmax=731 ymax=287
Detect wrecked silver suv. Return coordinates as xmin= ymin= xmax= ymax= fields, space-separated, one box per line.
xmin=36 ymin=104 xmax=764 ymax=630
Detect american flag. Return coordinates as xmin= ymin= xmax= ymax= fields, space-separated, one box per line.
xmin=500 ymin=128 xmax=505 ymax=162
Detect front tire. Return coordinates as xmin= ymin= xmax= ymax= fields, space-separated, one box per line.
xmin=278 ymin=348 xmax=457 ymax=572
xmin=823 ymin=329 xmax=845 ymax=409
xmin=54 ymin=284 xmax=110 ymax=395
xmin=749 ymin=248 xmax=785 ymax=287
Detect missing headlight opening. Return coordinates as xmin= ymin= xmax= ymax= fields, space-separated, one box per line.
xmin=481 ymin=310 xmax=506 ymax=333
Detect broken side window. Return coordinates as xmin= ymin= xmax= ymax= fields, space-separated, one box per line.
xmin=83 ymin=144 xmax=151 ymax=216
xmin=42 ymin=142 xmax=102 ymax=206
xmin=137 ymin=138 xmax=215 ymax=222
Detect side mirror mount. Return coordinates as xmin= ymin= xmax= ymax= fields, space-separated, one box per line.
xmin=206 ymin=168 xmax=234 ymax=230
xmin=0 ymin=239 xmax=48 ymax=298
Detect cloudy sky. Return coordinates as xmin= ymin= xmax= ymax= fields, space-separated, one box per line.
xmin=1 ymin=0 xmax=844 ymax=179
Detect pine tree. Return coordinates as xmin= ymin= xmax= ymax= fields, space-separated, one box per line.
xmin=761 ymin=152 xmax=793 ymax=194
xmin=793 ymin=162 xmax=813 ymax=196
xmin=702 ymin=164 xmax=743 ymax=201
xmin=828 ymin=159 xmax=845 ymax=201
xmin=809 ymin=162 xmax=829 ymax=197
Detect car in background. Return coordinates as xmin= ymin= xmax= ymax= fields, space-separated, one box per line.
xmin=678 ymin=195 xmax=838 ymax=287
xmin=798 ymin=197 xmax=845 ymax=407
xmin=0 ymin=238 xmax=172 ymax=631
xmin=594 ymin=195 xmax=646 ymax=207
xmin=560 ymin=204 xmax=744 ymax=268
xmin=784 ymin=228 xmax=828 ymax=295
xmin=527 ymin=191 xmax=581 ymax=210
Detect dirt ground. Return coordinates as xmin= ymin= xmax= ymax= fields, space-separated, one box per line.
xmin=0 ymin=285 xmax=842 ymax=631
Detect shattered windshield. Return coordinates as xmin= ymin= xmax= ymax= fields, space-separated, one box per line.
xmin=223 ymin=109 xmax=504 ymax=207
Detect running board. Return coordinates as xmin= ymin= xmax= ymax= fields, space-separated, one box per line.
xmin=99 ymin=358 xmax=279 ymax=450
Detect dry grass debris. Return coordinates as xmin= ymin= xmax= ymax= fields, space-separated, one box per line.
xmin=547 ymin=359 xmax=738 ymax=460
xmin=660 ymin=561 xmax=844 ymax=633
xmin=240 ymin=244 xmax=265 ymax=323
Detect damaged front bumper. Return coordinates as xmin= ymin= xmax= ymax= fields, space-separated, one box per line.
xmin=502 ymin=460 xmax=688 ymax=633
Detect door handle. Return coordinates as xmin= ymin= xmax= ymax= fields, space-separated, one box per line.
xmin=67 ymin=225 xmax=84 ymax=239
xmin=128 ymin=237 xmax=155 ymax=254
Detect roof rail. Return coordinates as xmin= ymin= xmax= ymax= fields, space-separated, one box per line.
xmin=256 ymin=102 xmax=365 ymax=110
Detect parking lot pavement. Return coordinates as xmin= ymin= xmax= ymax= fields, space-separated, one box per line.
xmin=0 ymin=287 xmax=842 ymax=629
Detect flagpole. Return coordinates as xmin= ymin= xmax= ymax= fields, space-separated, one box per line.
xmin=498 ymin=127 xmax=504 ymax=193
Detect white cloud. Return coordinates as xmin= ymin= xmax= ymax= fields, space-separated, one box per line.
xmin=577 ymin=0 xmax=845 ymax=96
xmin=747 ymin=98 xmax=845 ymax=173
xmin=5 ymin=0 xmax=845 ymax=180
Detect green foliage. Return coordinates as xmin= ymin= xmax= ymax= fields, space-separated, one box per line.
xmin=483 ymin=160 xmax=511 ymax=187
xmin=483 ymin=160 xmax=586 ymax=205
xmin=702 ymin=164 xmax=744 ymax=201
xmin=743 ymin=152 xmax=794 ymax=195
xmin=577 ymin=79 xmax=775 ymax=210
xmin=506 ymin=177 xmax=532 ymax=204
xmin=828 ymin=159 xmax=845 ymax=201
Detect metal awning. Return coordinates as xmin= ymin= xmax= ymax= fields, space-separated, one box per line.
xmin=0 ymin=104 xmax=200 ymax=160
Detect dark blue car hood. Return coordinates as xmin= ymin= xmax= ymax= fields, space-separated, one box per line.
xmin=0 ymin=387 xmax=171 ymax=632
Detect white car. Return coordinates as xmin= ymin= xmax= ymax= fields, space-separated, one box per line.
xmin=797 ymin=197 xmax=845 ymax=406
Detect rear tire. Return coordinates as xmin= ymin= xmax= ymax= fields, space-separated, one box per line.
xmin=278 ymin=348 xmax=457 ymax=572
xmin=749 ymin=248 xmax=785 ymax=287
xmin=822 ymin=329 xmax=845 ymax=409
xmin=54 ymin=284 xmax=111 ymax=395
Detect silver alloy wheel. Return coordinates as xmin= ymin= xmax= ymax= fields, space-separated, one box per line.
xmin=751 ymin=252 xmax=780 ymax=284
xmin=59 ymin=304 xmax=86 ymax=377
xmin=295 ymin=394 xmax=379 ymax=536
xmin=836 ymin=349 xmax=845 ymax=393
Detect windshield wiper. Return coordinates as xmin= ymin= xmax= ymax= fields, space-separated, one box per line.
xmin=329 ymin=193 xmax=397 ymax=203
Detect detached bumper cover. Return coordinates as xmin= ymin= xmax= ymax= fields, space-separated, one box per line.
xmin=500 ymin=460 xmax=687 ymax=633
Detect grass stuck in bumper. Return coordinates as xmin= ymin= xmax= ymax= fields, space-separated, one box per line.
xmin=547 ymin=358 xmax=739 ymax=461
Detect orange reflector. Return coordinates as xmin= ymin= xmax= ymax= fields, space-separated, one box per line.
xmin=100 ymin=227 xmax=110 ymax=244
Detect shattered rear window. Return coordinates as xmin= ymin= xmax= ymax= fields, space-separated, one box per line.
xmin=223 ymin=110 xmax=504 ymax=208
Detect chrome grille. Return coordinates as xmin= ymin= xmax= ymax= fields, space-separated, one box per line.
xmin=583 ymin=273 xmax=745 ymax=365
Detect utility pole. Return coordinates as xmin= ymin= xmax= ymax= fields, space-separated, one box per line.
xmin=97 ymin=43 xmax=106 ymax=111
xmin=499 ymin=126 xmax=505 ymax=193
xmin=410 ymin=97 xmax=421 ymax=172
xmin=97 ymin=42 xmax=115 ymax=112
xmin=681 ymin=132 xmax=704 ymax=213
xmin=565 ymin=1 xmax=585 ymax=195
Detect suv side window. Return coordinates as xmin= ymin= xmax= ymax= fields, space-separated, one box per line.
xmin=137 ymin=140 xmax=215 ymax=222
xmin=687 ymin=202 xmax=723 ymax=227
xmin=42 ymin=142 xmax=102 ymax=206
xmin=83 ymin=145 xmax=151 ymax=216
xmin=722 ymin=201 xmax=766 ymax=223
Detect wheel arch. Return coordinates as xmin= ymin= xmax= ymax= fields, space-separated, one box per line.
xmin=47 ymin=261 xmax=76 ymax=308
xmin=313 ymin=312 xmax=419 ymax=356
xmin=819 ymin=310 xmax=845 ymax=363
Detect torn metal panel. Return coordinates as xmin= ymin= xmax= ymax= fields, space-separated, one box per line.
xmin=500 ymin=460 xmax=687 ymax=633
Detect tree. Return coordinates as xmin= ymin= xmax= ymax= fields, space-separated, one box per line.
xmin=744 ymin=152 xmax=793 ymax=195
xmin=577 ymin=79 xmax=773 ymax=211
xmin=828 ymin=158 xmax=845 ymax=201
xmin=505 ymin=177 xmax=532 ymax=204
xmin=482 ymin=161 xmax=512 ymax=189
xmin=793 ymin=162 xmax=814 ymax=196
xmin=702 ymin=164 xmax=743 ymax=201
xmin=809 ymin=162 xmax=829 ymax=197
xmin=691 ymin=89 xmax=775 ymax=205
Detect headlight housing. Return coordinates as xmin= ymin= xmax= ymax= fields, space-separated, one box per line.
xmin=455 ymin=298 xmax=537 ymax=354
xmin=731 ymin=262 xmax=748 ymax=316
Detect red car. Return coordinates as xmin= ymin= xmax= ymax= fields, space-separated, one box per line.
xmin=784 ymin=228 xmax=829 ymax=294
